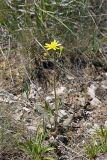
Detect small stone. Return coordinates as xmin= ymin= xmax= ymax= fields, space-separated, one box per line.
xmin=23 ymin=107 xmax=30 ymax=112
xmin=58 ymin=110 xmax=67 ymax=118
xmin=90 ymin=97 xmax=102 ymax=107
xmin=63 ymin=115 xmax=73 ymax=128
xmin=46 ymin=124 xmax=51 ymax=129
xmin=66 ymin=75 xmax=74 ymax=80
xmin=104 ymin=121 xmax=107 ymax=127
xmin=101 ymin=80 xmax=107 ymax=89
xmin=89 ymin=117 xmax=93 ymax=121
xmin=82 ymin=140 xmax=85 ymax=144
xmin=87 ymin=84 xmax=97 ymax=98
xmin=27 ymin=125 xmax=37 ymax=131
xmin=104 ymin=73 xmax=107 ymax=77
xmin=37 ymin=87 xmax=42 ymax=91
xmin=49 ymin=136 xmax=58 ymax=147
xmin=49 ymin=136 xmax=55 ymax=142
xmin=93 ymin=123 xmax=99 ymax=129
xmin=51 ymin=86 xmax=66 ymax=95
xmin=46 ymin=96 xmax=54 ymax=103
xmin=56 ymin=135 xmax=68 ymax=145
xmin=79 ymin=97 xmax=85 ymax=106
xmin=9 ymin=100 xmax=14 ymax=104
xmin=96 ymin=87 xmax=107 ymax=99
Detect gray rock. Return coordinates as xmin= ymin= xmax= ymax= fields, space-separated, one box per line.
xmin=90 ymin=97 xmax=102 ymax=107
xmin=51 ymin=86 xmax=66 ymax=95
xmin=46 ymin=96 xmax=54 ymax=103
xmin=104 ymin=121 xmax=107 ymax=127
xmin=63 ymin=115 xmax=73 ymax=128
xmin=87 ymin=84 xmax=97 ymax=98
xmin=56 ymin=135 xmax=68 ymax=145
xmin=27 ymin=125 xmax=37 ymax=131
xmin=66 ymin=74 xmax=74 ymax=80
xmin=59 ymin=110 xmax=67 ymax=116
xmin=101 ymin=80 xmax=107 ymax=89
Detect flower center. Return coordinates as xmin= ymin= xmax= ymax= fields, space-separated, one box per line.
xmin=51 ymin=42 xmax=57 ymax=49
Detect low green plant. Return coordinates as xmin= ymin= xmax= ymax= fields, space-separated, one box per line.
xmin=44 ymin=40 xmax=63 ymax=129
xmin=85 ymin=141 xmax=100 ymax=159
xmin=85 ymin=126 xmax=107 ymax=159
xmin=95 ymin=126 xmax=107 ymax=153
xmin=19 ymin=131 xmax=54 ymax=160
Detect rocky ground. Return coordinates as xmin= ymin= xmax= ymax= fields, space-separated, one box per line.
xmin=0 ymin=51 xmax=107 ymax=160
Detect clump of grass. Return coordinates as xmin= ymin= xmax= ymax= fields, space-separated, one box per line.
xmin=95 ymin=125 xmax=107 ymax=153
xmin=85 ymin=125 xmax=107 ymax=159
xmin=19 ymin=129 xmax=55 ymax=160
xmin=85 ymin=140 xmax=100 ymax=159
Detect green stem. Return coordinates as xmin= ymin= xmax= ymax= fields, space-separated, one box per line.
xmin=53 ymin=52 xmax=58 ymax=129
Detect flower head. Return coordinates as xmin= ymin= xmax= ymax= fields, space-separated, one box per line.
xmin=44 ymin=40 xmax=61 ymax=51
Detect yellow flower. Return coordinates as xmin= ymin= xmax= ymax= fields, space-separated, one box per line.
xmin=44 ymin=39 xmax=61 ymax=51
